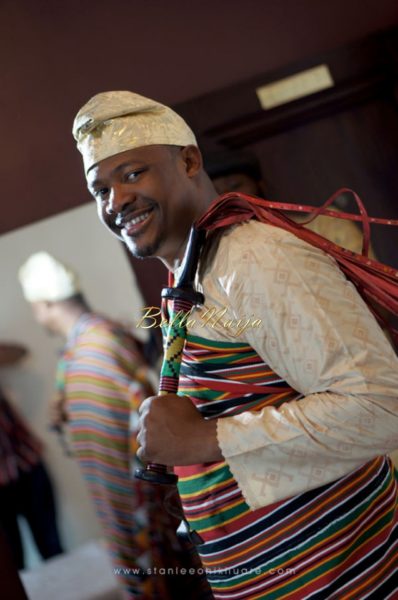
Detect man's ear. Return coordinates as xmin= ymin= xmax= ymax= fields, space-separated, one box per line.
xmin=180 ymin=145 xmax=203 ymax=178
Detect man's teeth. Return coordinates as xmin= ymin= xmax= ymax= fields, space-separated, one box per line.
xmin=127 ymin=211 xmax=150 ymax=226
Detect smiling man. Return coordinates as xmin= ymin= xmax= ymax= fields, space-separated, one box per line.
xmin=73 ymin=91 xmax=398 ymax=600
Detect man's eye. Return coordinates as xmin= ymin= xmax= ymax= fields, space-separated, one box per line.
xmin=126 ymin=169 xmax=144 ymax=182
xmin=95 ymin=188 xmax=109 ymax=199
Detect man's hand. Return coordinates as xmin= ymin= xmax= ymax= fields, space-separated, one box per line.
xmin=136 ymin=394 xmax=223 ymax=466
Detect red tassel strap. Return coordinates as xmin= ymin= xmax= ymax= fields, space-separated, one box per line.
xmin=196 ymin=189 xmax=398 ymax=343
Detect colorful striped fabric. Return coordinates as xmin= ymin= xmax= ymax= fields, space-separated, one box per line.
xmin=58 ymin=313 xmax=176 ymax=599
xmin=176 ymin=334 xmax=398 ymax=599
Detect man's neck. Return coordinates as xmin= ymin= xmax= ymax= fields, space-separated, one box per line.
xmin=160 ymin=179 xmax=217 ymax=271
xmin=58 ymin=306 xmax=88 ymax=338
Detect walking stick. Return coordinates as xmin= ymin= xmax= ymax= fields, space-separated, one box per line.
xmin=135 ymin=225 xmax=206 ymax=544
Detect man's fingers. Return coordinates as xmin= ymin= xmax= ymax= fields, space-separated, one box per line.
xmin=136 ymin=445 xmax=145 ymax=462
xmin=136 ymin=425 xmax=148 ymax=462
xmin=136 ymin=426 xmax=144 ymax=448
xmin=138 ymin=395 xmax=154 ymax=416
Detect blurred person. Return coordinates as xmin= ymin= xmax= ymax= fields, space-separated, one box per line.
xmin=0 ymin=343 xmax=63 ymax=570
xmin=19 ymin=253 xmax=198 ymax=600
xmin=205 ymin=149 xmax=376 ymax=255
xmin=71 ymin=91 xmax=398 ymax=599
xmin=204 ymin=149 xmax=266 ymax=197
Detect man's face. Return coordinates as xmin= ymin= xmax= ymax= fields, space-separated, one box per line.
xmin=31 ymin=301 xmax=56 ymax=333
xmin=212 ymin=172 xmax=262 ymax=196
xmin=86 ymin=145 xmax=201 ymax=265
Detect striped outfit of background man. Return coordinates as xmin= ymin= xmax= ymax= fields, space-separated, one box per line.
xmin=57 ymin=312 xmax=162 ymax=599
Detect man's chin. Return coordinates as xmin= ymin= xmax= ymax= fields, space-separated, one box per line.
xmin=125 ymin=239 xmax=160 ymax=259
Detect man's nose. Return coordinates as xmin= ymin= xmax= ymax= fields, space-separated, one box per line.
xmin=106 ymin=184 xmax=133 ymax=215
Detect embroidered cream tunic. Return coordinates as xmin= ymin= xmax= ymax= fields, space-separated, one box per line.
xmin=184 ymin=220 xmax=398 ymax=510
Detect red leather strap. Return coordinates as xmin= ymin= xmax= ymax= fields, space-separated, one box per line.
xmin=196 ymin=189 xmax=398 ymax=343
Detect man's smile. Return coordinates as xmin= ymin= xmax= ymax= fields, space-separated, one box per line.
xmin=119 ymin=207 xmax=155 ymax=237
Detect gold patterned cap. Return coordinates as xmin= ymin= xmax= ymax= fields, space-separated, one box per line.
xmin=73 ymin=90 xmax=197 ymax=174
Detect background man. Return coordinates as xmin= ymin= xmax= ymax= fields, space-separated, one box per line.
xmin=204 ymin=149 xmax=267 ymax=198
xmin=205 ymin=148 xmax=376 ymax=255
xmin=19 ymin=252 xmax=190 ymax=600
xmin=72 ymin=91 xmax=398 ymax=599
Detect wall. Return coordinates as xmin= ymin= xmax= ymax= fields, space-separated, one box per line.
xmin=2 ymin=1 xmax=398 ymax=235
xmin=0 ymin=203 xmax=148 ymax=566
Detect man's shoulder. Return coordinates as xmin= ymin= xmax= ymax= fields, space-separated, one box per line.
xmin=219 ymin=219 xmax=297 ymax=248
xmin=76 ymin=312 xmax=111 ymax=331
xmin=212 ymin=219 xmax=313 ymax=267
xmin=73 ymin=313 xmax=123 ymax=342
xmin=200 ymin=218 xmax=335 ymax=291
